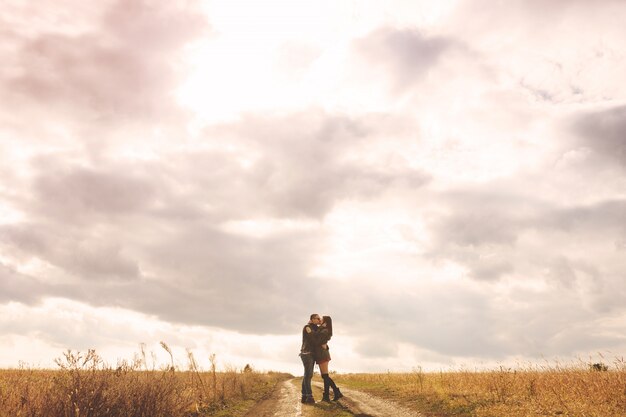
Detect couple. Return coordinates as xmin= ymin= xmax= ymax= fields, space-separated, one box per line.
xmin=299 ymin=313 xmax=343 ymax=404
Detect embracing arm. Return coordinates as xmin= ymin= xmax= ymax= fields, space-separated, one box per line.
xmin=318 ymin=328 xmax=331 ymax=344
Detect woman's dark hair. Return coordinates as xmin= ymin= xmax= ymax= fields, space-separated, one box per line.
xmin=322 ymin=315 xmax=333 ymax=337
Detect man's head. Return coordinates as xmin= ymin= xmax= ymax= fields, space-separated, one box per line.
xmin=309 ymin=313 xmax=321 ymax=324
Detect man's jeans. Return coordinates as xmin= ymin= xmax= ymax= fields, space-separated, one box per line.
xmin=300 ymin=353 xmax=315 ymax=399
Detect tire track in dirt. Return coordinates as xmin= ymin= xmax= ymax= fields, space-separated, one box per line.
xmin=313 ymin=381 xmax=423 ymax=417
xmin=274 ymin=378 xmax=303 ymax=417
xmin=243 ymin=378 xmax=302 ymax=417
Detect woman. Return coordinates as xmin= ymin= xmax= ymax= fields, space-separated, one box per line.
xmin=315 ymin=315 xmax=343 ymax=402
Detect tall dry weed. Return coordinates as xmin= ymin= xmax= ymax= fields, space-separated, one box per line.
xmin=0 ymin=348 xmax=289 ymax=417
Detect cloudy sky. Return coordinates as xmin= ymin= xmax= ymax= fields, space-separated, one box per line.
xmin=1 ymin=0 xmax=625 ymax=374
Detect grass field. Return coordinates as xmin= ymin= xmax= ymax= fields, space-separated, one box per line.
xmin=0 ymin=348 xmax=290 ymax=417
xmin=333 ymin=358 xmax=626 ymax=416
xmin=3 ymin=349 xmax=625 ymax=417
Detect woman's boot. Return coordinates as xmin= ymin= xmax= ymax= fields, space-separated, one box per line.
xmin=327 ymin=376 xmax=343 ymax=401
xmin=321 ymin=374 xmax=332 ymax=402
xmin=332 ymin=388 xmax=344 ymax=401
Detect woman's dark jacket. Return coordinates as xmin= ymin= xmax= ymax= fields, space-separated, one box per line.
xmin=314 ymin=327 xmax=332 ymax=363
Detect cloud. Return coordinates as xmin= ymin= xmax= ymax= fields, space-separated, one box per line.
xmin=34 ymin=163 xmax=157 ymax=217
xmin=0 ymin=263 xmax=49 ymax=305
xmin=354 ymin=336 xmax=399 ymax=358
xmin=445 ymin=0 xmax=626 ymax=106
xmin=428 ymin=181 xmax=626 ymax=282
xmin=540 ymin=199 xmax=626 ymax=233
xmin=203 ymin=110 xmax=430 ymax=218
xmin=2 ymin=0 xmax=626 ymax=370
xmin=318 ymin=279 xmax=509 ymax=358
xmin=3 ymin=0 xmax=207 ymax=119
xmin=2 ymin=223 xmax=141 ymax=281
xmin=0 ymin=220 xmax=322 ymax=332
xmin=571 ymin=105 xmax=626 ymax=168
xmin=400 ymin=162 xmax=626 ymax=358
xmin=0 ymin=0 xmax=209 ymax=159
xmin=353 ymin=27 xmax=453 ymax=92
xmin=0 ymin=108 xmax=430 ymax=333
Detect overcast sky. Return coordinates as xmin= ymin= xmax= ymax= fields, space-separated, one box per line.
xmin=1 ymin=0 xmax=625 ymax=374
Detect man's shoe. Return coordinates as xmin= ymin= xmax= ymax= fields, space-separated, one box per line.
xmin=332 ymin=390 xmax=344 ymax=401
xmin=321 ymin=393 xmax=331 ymax=402
xmin=303 ymin=397 xmax=316 ymax=404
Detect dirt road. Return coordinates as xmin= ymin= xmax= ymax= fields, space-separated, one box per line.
xmin=312 ymin=381 xmax=423 ymax=417
xmin=244 ymin=378 xmax=302 ymax=417
xmin=244 ymin=378 xmax=423 ymax=417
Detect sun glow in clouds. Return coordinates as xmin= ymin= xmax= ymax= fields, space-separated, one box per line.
xmin=177 ymin=0 xmax=462 ymax=123
xmin=177 ymin=1 xmax=346 ymax=123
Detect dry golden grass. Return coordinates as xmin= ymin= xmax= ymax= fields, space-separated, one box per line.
xmin=0 ymin=347 xmax=290 ymax=417
xmin=334 ymin=358 xmax=626 ymax=417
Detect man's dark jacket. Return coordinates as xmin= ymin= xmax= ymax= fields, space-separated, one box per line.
xmin=300 ymin=323 xmax=319 ymax=354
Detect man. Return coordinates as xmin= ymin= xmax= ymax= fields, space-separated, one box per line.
xmin=299 ymin=313 xmax=321 ymax=404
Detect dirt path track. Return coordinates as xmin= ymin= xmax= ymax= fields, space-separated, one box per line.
xmin=243 ymin=378 xmax=302 ymax=417
xmin=313 ymin=381 xmax=423 ymax=417
xmin=245 ymin=378 xmax=423 ymax=417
